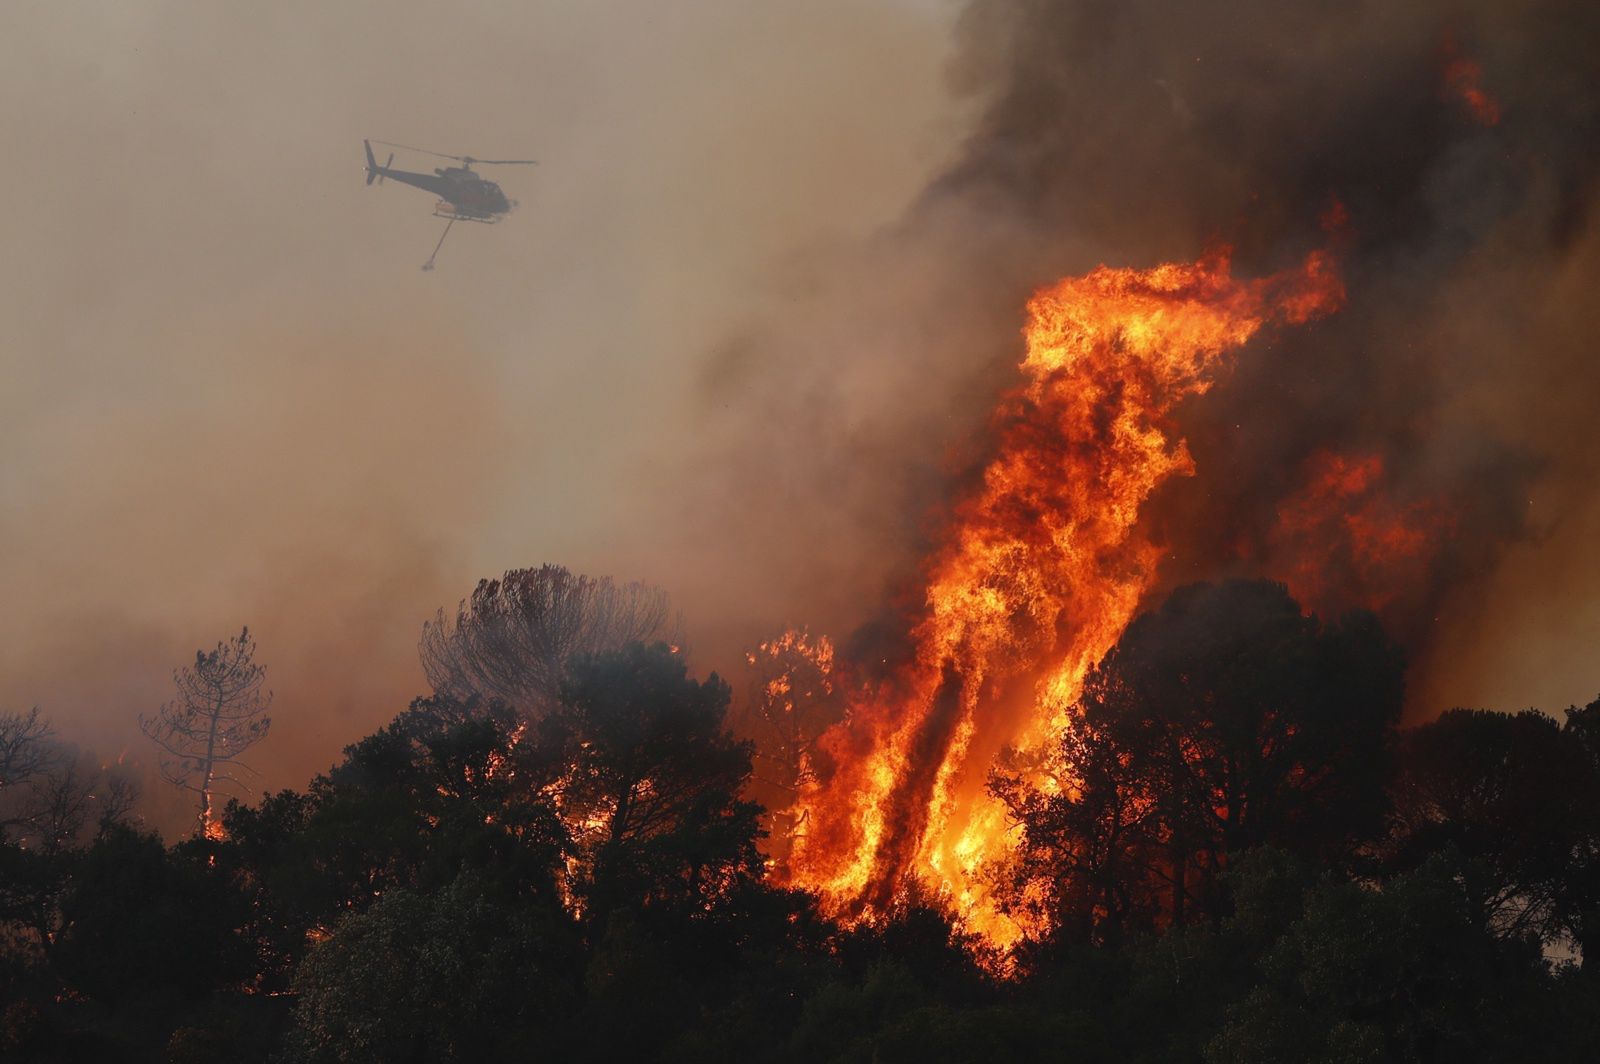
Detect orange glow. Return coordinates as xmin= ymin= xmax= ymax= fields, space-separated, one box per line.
xmin=1444 ymin=58 xmax=1500 ymax=126
xmin=779 ymin=244 xmax=1344 ymax=949
xmin=1272 ymin=449 xmax=1453 ymax=613
xmin=1441 ymin=35 xmax=1500 ymax=127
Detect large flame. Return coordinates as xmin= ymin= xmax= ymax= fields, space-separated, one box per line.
xmin=781 ymin=244 xmax=1345 ymax=948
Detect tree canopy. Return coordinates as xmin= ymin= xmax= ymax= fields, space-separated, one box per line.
xmin=6 ymin=590 xmax=1600 ymax=1061
xmin=419 ymin=565 xmax=672 ymax=717
xmin=996 ymin=580 xmax=1405 ymax=937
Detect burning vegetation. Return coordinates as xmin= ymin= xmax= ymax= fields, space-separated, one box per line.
xmin=781 ymin=244 xmax=1345 ymax=948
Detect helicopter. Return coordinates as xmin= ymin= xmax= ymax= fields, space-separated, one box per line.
xmin=363 ymin=139 xmax=535 ymax=270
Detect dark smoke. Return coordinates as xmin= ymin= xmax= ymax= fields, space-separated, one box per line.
xmin=682 ymin=0 xmax=1600 ymax=719
xmin=863 ymin=663 xmax=965 ymax=915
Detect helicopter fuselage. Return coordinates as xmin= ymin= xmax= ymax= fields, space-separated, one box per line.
xmin=369 ymin=163 xmax=512 ymax=220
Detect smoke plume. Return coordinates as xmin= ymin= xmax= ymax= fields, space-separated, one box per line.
xmin=671 ymin=0 xmax=1600 ymax=722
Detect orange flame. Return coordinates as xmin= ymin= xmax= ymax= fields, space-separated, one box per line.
xmin=1271 ymin=449 xmax=1455 ymax=614
xmin=747 ymin=629 xmax=837 ymax=715
xmin=781 ymin=244 xmax=1344 ymax=948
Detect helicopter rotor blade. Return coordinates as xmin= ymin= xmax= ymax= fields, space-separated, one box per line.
xmin=369 ymin=139 xmax=467 ymax=162
xmin=370 ymin=140 xmax=535 ymax=166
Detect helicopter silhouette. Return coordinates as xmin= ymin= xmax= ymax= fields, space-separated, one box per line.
xmin=363 ymin=139 xmax=535 ymax=270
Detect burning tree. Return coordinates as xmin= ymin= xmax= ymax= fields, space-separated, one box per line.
xmin=734 ymin=629 xmax=845 ymax=859
xmin=420 ymin=565 xmax=673 ymax=718
xmin=534 ymin=642 xmax=762 ymax=925
xmin=140 ymin=627 xmax=272 ymax=837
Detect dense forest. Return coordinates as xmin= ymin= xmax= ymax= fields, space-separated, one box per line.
xmin=3 ymin=572 xmax=1599 ymax=1062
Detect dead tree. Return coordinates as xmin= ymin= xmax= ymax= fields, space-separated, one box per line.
xmin=139 ymin=628 xmax=272 ymax=837
xmin=0 ymin=707 xmax=62 ymax=838
xmin=1 ymin=708 xmax=56 ymax=795
xmin=2 ymin=708 xmax=139 ymax=852
xmin=419 ymin=565 xmax=672 ymax=718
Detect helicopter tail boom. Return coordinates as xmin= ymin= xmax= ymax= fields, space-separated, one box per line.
xmin=364 ymin=140 xmax=398 ymax=186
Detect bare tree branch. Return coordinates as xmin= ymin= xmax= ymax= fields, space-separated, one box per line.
xmin=419 ymin=565 xmax=673 ymax=717
xmin=0 ymin=707 xmax=59 ymax=794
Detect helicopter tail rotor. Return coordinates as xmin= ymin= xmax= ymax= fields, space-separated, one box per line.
xmin=364 ymin=140 xmax=397 ymax=186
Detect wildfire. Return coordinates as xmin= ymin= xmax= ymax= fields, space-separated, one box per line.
xmin=781 ymin=243 xmax=1344 ymax=948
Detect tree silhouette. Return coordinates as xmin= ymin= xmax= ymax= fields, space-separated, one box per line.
xmin=0 ymin=708 xmax=61 ymax=839
xmin=1388 ymin=706 xmax=1599 ymax=950
xmin=1557 ymin=696 xmax=1600 ymax=967
xmin=1 ymin=709 xmax=136 ymax=855
xmin=282 ymin=876 xmax=580 ymax=1064
xmin=140 ymin=628 xmax=272 ymax=837
xmin=530 ymin=642 xmax=761 ymax=927
xmin=0 ymin=709 xmax=55 ymax=794
xmin=282 ymin=697 xmax=568 ymax=923
xmin=1206 ymin=851 xmax=1543 ymax=1064
xmin=998 ymin=580 xmax=1404 ymax=937
xmin=419 ymin=565 xmax=672 ymax=718
xmin=51 ymin=823 xmax=254 ymax=1002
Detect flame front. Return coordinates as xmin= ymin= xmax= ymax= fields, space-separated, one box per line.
xmin=782 ymin=245 xmax=1345 ymax=948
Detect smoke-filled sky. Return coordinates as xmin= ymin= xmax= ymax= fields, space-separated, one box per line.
xmin=0 ymin=0 xmax=963 ymax=820
xmin=4 ymin=0 xmax=1599 ymax=829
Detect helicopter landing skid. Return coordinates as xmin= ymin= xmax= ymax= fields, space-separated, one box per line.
xmin=432 ymin=204 xmax=500 ymax=224
xmin=420 ymin=205 xmax=501 ymax=270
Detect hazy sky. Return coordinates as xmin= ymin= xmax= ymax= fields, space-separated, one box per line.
xmin=0 ymin=0 xmax=966 ymax=813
